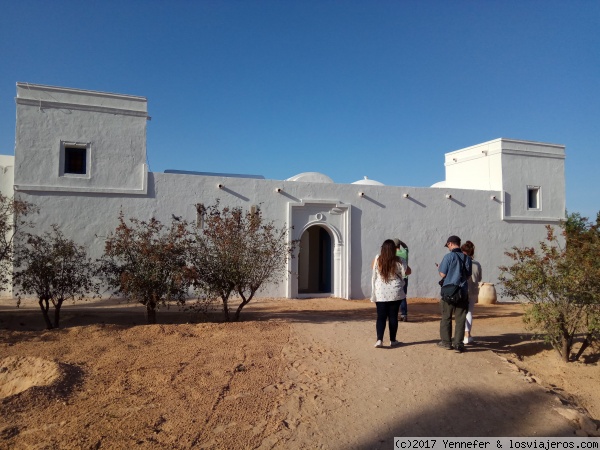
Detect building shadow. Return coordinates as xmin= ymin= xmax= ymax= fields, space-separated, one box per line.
xmin=1 ymin=299 xmax=548 ymax=360
xmin=349 ymin=388 xmax=577 ymax=449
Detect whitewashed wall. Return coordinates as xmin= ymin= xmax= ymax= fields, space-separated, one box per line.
xmin=6 ymin=83 xmax=567 ymax=301
xmin=445 ymin=138 xmax=566 ymax=222
xmin=14 ymin=83 xmax=148 ymax=194
xmin=445 ymin=140 xmax=504 ymax=191
xmin=499 ymin=142 xmax=566 ymax=221
xmin=0 ymin=155 xmax=14 ymax=197
xmin=0 ymin=156 xmax=14 ymax=296
xmin=13 ymin=173 xmax=560 ymax=300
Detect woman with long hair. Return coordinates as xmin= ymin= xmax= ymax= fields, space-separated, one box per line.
xmin=371 ymin=239 xmax=407 ymax=347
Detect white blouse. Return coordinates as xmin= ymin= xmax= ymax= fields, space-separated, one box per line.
xmin=371 ymin=255 xmax=407 ymax=302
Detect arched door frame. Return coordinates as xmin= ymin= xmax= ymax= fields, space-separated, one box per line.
xmin=286 ymin=200 xmax=351 ymax=299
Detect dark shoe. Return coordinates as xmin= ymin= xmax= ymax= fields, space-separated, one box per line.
xmin=454 ymin=344 xmax=465 ymax=353
xmin=390 ymin=340 xmax=401 ymax=347
xmin=400 ymin=315 xmax=408 ymax=322
xmin=437 ymin=341 xmax=453 ymax=350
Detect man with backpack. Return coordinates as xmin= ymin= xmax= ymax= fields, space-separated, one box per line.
xmin=437 ymin=235 xmax=472 ymax=353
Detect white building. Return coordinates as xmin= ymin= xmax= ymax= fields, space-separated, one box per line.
xmin=0 ymin=83 xmax=566 ymax=300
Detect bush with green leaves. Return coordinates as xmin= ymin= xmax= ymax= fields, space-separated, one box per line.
xmin=499 ymin=212 xmax=600 ymax=362
xmin=13 ymin=225 xmax=99 ymax=329
xmin=189 ymin=203 xmax=296 ymax=321
xmin=100 ymin=213 xmax=192 ymax=324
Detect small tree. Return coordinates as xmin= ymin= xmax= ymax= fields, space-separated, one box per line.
xmin=190 ymin=204 xmax=295 ymax=321
xmin=0 ymin=194 xmax=37 ymax=291
xmin=499 ymin=212 xmax=600 ymax=362
xmin=13 ymin=225 xmax=99 ymax=329
xmin=100 ymin=213 xmax=192 ymax=324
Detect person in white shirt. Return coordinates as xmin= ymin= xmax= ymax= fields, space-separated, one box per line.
xmin=461 ymin=240 xmax=482 ymax=344
xmin=371 ymin=239 xmax=407 ymax=348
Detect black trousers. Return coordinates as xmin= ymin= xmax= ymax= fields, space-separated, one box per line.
xmin=376 ymin=300 xmax=401 ymax=341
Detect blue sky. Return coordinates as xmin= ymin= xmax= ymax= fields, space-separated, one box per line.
xmin=1 ymin=0 xmax=598 ymax=219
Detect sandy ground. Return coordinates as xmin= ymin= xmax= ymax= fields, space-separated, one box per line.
xmin=0 ymin=297 xmax=599 ymax=449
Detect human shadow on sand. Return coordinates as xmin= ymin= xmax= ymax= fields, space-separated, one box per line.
xmin=376 ymin=333 xmax=549 ymax=359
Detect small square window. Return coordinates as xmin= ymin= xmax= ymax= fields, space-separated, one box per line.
xmin=60 ymin=141 xmax=90 ymax=178
xmin=64 ymin=147 xmax=87 ymax=174
xmin=527 ymin=186 xmax=540 ymax=210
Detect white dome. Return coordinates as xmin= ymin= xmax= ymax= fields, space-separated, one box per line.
xmin=430 ymin=181 xmax=446 ymax=188
xmin=351 ymin=176 xmax=385 ymax=186
xmin=286 ymin=172 xmax=334 ymax=183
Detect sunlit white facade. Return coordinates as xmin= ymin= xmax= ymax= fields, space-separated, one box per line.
xmin=0 ymin=83 xmax=566 ymax=300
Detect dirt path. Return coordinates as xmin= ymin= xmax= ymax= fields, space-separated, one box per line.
xmin=249 ymin=299 xmax=598 ymax=448
xmin=0 ymin=297 xmax=598 ymax=449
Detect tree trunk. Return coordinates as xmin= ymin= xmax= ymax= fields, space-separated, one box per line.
xmin=557 ymin=321 xmax=571 ymax=363
xmin=53 ymin=300 xmax=63 ymax=328
xmin=222 ymin=296 xmax=230 ymax=322
xmin=233 ymin=301 xmax=247 ymax=322
xmin=233 ymin=291 xmax=254 ymax=322
xmin=146 ymin=304 xmax=157 ymax=324
xmin=561 ymin=337 xmax=570 ymax=363
xmin=38 ymin=297 xmax=53 ymax=330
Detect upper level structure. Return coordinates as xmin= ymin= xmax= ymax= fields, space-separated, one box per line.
xmin=435 ymin=138 xmax=566 ymax=222
xmin=13 ymin=82 xmax=149 ymax=195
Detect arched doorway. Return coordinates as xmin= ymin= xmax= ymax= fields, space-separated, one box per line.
xmin=287 ymin=201 xmax=350 ymax=299
xmin=298 ymin=225 xmax=333 ymax=294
